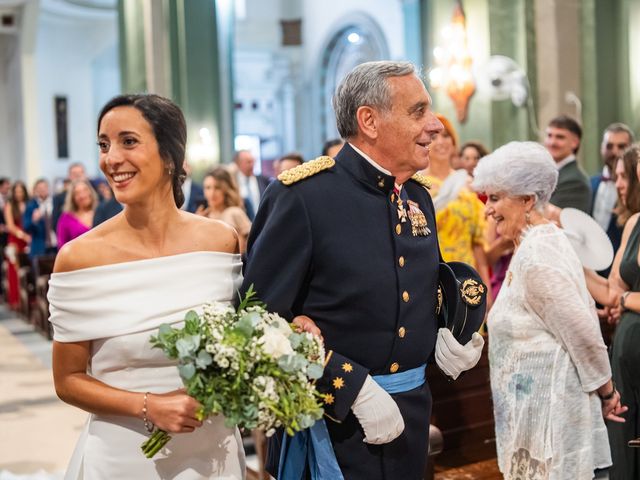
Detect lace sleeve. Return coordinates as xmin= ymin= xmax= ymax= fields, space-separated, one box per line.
xmin=521 ymin=236 xmax=611 ymax=392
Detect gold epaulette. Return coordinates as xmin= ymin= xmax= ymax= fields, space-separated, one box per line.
xmin=277 ymin=156 xmax=335 ymax=185
xmin=410 ymin=172 xmax=432 ymax=189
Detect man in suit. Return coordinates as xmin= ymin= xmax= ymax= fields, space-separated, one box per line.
xmin=591 ymin=123 xmax=634 ymax=258
xmin=180 ymin=161 xmax=204 ymax=213
xmin=233 ymin=150 xmax=270 ymax=220
xmin=52 ymin=162 xmax=86 ymax=231
xmin=24 ymin=178 xmax=57 ymax=258
xmin=241 ymin=61 xmax=484 ymax=479
xmin=545 ymin=115 xmax=592 ymax=213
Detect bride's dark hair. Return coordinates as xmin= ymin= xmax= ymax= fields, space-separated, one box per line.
xmin=97 ymin=94 xmax=187 ymax=208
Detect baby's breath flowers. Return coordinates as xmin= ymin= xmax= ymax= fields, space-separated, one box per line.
xmin=140 ymin=287 xmax=325 ymax=458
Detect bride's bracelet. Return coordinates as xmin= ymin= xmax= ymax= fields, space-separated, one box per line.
xmin=142 ymin=392 xmax=155 ymax=433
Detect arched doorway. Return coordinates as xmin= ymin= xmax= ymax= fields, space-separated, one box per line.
xmin=319 ymin=16 xmax=390 ymax=143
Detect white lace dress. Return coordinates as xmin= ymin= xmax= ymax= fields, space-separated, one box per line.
xmin=48 ymin=252 xmax=246 ymax=480
xmin=488 ymin=224 xmax=612 ymax=479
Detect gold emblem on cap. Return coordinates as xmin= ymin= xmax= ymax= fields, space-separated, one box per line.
xmin=460 ymin=279 xmax=486 ymax=306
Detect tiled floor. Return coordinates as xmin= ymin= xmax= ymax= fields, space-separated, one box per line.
xmin=0 ymin=305 xmax=265 ymax=479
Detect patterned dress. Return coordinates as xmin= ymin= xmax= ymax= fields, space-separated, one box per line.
xmin=488 ymin=224 xmax=611 ymax=479
xmin=426 ymin=175 xmax=486 ymax=267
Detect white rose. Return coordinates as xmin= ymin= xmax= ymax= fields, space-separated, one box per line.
xmin=259 ymin=327 xmax=294 ymax=359
xmin=270 ymin=315 xmax=293 ymax=336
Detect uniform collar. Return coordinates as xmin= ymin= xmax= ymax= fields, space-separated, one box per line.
xmin=340 ymin=143 xmax=396 ymax=194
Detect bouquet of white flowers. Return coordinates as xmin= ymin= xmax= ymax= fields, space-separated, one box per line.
xmin=141 ymin=287 xmax=325 ymax=458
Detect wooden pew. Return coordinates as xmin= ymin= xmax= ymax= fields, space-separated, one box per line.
xmin=17 ymin=253 xmax=34 ymax=319
xmin=31 ymin=254 xmax=56 ymax=339
xmin=427 ymin=345 xmax=496 ymax=469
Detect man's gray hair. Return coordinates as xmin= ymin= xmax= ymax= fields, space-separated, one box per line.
xmin=603 ymin=122 xmax=635 ymax=142
xmin=472 ymin=141 xmax=558 ymax=210
xmin=333 ymin=61 xmax=416 ymax=139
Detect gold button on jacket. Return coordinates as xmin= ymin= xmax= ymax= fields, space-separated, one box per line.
xmin=402 ymin=291 xmax=410 ymax=302
xmin=398 ymin=256 xmax=405 ymax=267
xmin=398 ymin=327 xmax=406 ymax=338
xmin=390 ymin=362 xmax=399 ymax=373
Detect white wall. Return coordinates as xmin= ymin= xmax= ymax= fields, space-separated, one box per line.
xmin=233 ymin=0 xmax=406 ymax=159
xmin=34 ymin=11 xmax=119 ymax=185
xmin=0 ymin=33 xmax=24 ymax=181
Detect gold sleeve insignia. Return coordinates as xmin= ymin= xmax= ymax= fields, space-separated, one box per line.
xmin=410 ymin=173 xmax=432 ymax=190
xmin=277 ymin=156 xmax=335 ymax=185
xmin=341 ymin=362 xmax=353 ymax=373
xmin=323 ymin=393 xmax=335 ymax=405
xmin=332 ymin=377 xmax=345 ymax=389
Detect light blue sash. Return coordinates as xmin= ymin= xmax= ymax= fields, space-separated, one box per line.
xmin=372 ymin=363 xmax=426 ymax=394
xmin=277 ymin=419 xmax=344 ymax=480
xmin=277 ymin=364 xmax=426 ymax=479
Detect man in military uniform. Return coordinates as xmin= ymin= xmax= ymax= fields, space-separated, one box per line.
xmin=241 ymin=61 xmax=484 ymax=479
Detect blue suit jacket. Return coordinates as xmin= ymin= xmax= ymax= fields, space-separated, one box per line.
xmin=23 ymin=199 xmax=50 ymax=257
xmin=241 ymin=144 xmax=440 ymax=479
xmin=184 ymin=182 xmax=204 ymax=213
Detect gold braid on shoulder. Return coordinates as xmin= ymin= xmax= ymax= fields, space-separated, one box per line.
xmin=277 ymin=156 xmax=336 ymax=185
xmin=410 ymin=172 xmax=432 ymax=190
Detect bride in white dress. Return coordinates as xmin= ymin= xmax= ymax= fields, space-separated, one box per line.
xmin=48 ymin=94 xmax=246 ymax=479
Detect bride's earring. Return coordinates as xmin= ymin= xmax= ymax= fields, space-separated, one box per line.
xmin=525 ymin=210 xmax=531 ymax=225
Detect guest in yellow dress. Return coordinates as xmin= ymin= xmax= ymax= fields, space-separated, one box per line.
xmin=420 ymin=113 xmax=491 ymax=295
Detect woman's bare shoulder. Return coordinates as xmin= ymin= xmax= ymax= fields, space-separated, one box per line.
xmin=54 ymin=216 xmax=123 ymax=273
xmin=180 ymin=212 xmax=239 ymax=254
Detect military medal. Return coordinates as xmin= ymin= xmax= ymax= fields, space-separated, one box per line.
xmin=393 ymin=188 xmax=408 ymax=223
xmin=407 ymin=200 xmax=430 ymax=236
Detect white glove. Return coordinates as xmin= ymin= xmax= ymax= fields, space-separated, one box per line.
xmin=351 ymin=375 xmax=405 ymax=445
xmin=435 ymin=328 xmax=484 ymax=380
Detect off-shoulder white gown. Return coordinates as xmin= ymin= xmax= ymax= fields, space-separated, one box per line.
xmin=48 ymin=252 xmax=246 ymax=480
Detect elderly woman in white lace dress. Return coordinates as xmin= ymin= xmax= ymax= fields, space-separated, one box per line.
xmin=472 ymin=141 xmax=626 ymax=480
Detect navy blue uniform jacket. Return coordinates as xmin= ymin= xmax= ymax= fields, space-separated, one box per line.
xmin=241 ymin=144 xmax=440 ymax=479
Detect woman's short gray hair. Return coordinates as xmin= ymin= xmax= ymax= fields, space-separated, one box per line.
xmin=333 ymin=61 xmax=416 ymax=139
xmin=472 ymin=141 xmax=558 ymax=209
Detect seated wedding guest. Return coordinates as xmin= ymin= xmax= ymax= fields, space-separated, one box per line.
xmin=321 ymin=138 xmax=344 ymax=158
xmin=584 ymin=144 xmax=640 ymax=480
xmin=56 ymin=179 xmax=98 ymax=248
xmin=459 ymin=141 xmax=489 ymax=177
xmin=3 ymin=181 xmax=31 ymax=309
xmin=473 ymin=141 xmax=625 ymax=480
xmin=48 ymin=94 xmax=245 ymax=479
xmin=196 ymin=167 xmax=251 ymax=254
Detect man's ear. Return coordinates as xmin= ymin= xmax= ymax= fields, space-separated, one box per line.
xmin=356 ymin=106 xmax=379 ymax=140
xmin=570 ymin=133 xmax=580 ymax=152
